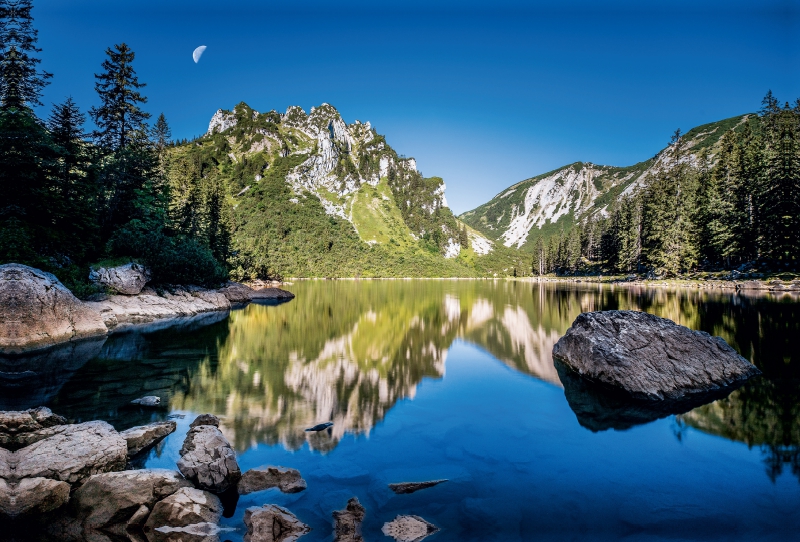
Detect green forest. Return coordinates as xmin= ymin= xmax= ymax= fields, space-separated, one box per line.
xmin=531 ymin=98 xmax=800 ymax=277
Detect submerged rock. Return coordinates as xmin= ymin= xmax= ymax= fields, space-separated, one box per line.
xmin=0 ymin=476 xmax=70 ymax=517
xmin=238 ymin=465 xmax=307 ymax=495
xmin=381 ymin=515 xmax=439 ymax=542
xmin=552 ymin=310 xmax=760 ymax=401
xmin=178 ymin=425 xmax=241 ymax=493
xmin=304 ymin=422 xmax=333 ymax=432
xmin=243 ymin=504 xmax=310 ymax=542
xmin=120 ymin=421 xmax=177 ymax=457
xmin=389 ymin=479 xmax=448 ymax=495
xmin=89 ymin=262 xmax=151 ymax=295
xmin=131 ymin=396 xmax=161 ymax=407
xmin=332 ymin=497 xmax=365 ymax=542
xmin=0 ymin=263 xmax=108 ymax=353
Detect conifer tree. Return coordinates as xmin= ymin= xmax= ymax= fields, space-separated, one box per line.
xmin=0 ymin=0 xmax=51 ymax=108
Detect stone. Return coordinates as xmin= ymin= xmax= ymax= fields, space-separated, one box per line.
xmin=551 ymin=311 xmax=761 ymax=401
xmin=10 ymin=420 xmax=127 ymax=485
xmin=89 ymin=263 xmax=151 ymax=295
xmin=120 ymin=421 xmax=177 ymax=456
xmin=73 ymin=469 xmax=193 ymax=531
xmin=189 ymin=414 xmax=220 ymax=429
xmin=86 ymin=286 xmax=231 ymax=333
xmin=0 ymin=263 xmax=107 ymax=352
xmin=304 ymin=422 xmax=333 ymax=432
xmin=238 ymin=466 xmax=307 ymax=495
xmin=0 ymin=407 xmax=67 ymax=448
xmin=178 ymin=425 xmax=241 ymax=493
xmin=219 ymin=282 xmax=295 ymax=304
xmin=388 ymin=479 xmax=448 ymax=494
xmin=144 ymin=487 xmax=223 ymax=533
xmin=332 ymin=497 xmax=365 ymax=542
xmin=381 ymin=515 xmax=439 ymax=542
xmin=243 ymin=504 xmax=311 ymax=542
xmin=131 ymin=396 xmax=162 ymax=407
xmin=0 ymin=476 xmax=70 ymax=517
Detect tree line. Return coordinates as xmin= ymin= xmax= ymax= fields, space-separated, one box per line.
xmin=533 ymin=95 xmax=800 ymax=277
xmin=0 ymin=0 xmax=230 ymax=293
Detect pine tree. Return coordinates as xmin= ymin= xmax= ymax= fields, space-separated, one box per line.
xmin=90 ymin=43 xmax=150 ymax=152
xmin=0 ymin=0 xmax=51 ymax=108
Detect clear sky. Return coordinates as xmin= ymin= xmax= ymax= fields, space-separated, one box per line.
xmin=34 ymin=0 xmax=798 ymax=214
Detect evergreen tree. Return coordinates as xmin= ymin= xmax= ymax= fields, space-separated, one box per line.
xmin=0 ymin=0 xmax=51 ymax=108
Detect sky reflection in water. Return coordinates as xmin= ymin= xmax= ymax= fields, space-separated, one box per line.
xmin=4 ymin=280 xmax=799 ymax=540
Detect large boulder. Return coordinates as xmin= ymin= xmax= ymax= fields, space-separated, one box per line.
xmin=0 ymin=263 xmax=107 ymax=352
xmin=89 ymin=263 xmax=151 ymax=295
xmin=0 ymin=476 xmax=70 ymax=517
xmin=177 ymin=425 xmax=241 ymax=493
xmin=11 ymin=420 xmax=127 ymax=485
xmin=143 ymin=487 xmax=223 ymax=536
xmin=73 ymin=469 xmax=193 ymax=531
xmin=238 ymin=466 xmax=307 ymax=495
xmin=243 ymin=504 xmax=310 ymax=542
xmin=332 ymin=497 xmax=365 ymax=542
xmin=552 ymin=311 xmax=761 ymax=401
xmin=120 ymin=421 xmax=177 ymax=457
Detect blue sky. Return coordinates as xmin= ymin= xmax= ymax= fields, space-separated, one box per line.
xmin=35 ymin=0 xmax=798 ymax=214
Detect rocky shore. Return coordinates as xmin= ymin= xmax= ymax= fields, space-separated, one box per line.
xmin=0 ymin=408 xmax=441 ymax=542
xmin=0 ymin=263 xmax=294 ymax=353
xmin=529 ymin=274 xmax=800 ymax=294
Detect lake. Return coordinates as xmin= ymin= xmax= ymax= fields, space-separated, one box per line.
xmin=2 ymin=280 xmax=799 ymax=541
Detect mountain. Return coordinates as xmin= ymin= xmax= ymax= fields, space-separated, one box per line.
xmin=459 ymin=114 xmax=755 ymax=250
xmin=170 ymin=102 xmax=524 ymax=279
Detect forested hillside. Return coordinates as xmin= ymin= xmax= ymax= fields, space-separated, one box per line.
xmin=462 ymin=102 xmax=800 ymax=277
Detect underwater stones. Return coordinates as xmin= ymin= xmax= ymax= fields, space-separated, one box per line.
xmin=332 ymin=497 xmax=365 ymax=542
xmin=381 ymin=515 xmax=439 ymax=542
xmin=89 ymin=262 xmax=151 ymax=295
xmin=0 ymin=476 xmax=70 ymax=517
xmin=131 ymin=396 xmax=161 ymax=407
xmin=243 ymin=504 xmax=311 ymax=542
xmin=120 ymin=421 xmax=177 ymax=456
xmin=388 ymin=479 xmax=448 ymax=495
xmin=0 ymin=263 xmax=108 ymax=352
xmin=552 ymin=310 xmax=761 ymax=401
xmin=178 ymin=425 xmax=241 ymax=493
xmin=238 ymin=466 xmax=307 ymax=495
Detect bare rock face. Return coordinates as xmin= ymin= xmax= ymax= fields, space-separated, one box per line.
xmin=332 ymin=497 xmax=365 ymax=542
xmin=381 ymin=515 xmax=439 ymax=542
xmin=73 ymin=469 xmax=193 ymax=531
xmin=120 ymin=421 xmax=177 ymax=457
xmin=178 ymin=425 xmax=241 ymax=493
xmin=89 ymin=263 xmax=151 ymax=295
xmin=389 ymin=479 xmax=448 ymax=495
xmin=243 ymin=504 xmax=311 ymax=542
xmin=552 ymin=311 xmax=761 ymax=401
xmin=219 ymin=282 xmax=295 ymax=304
xmin=0 ymin=263 xmax=108 ymax=352
xmin=238 ymin=466 xmax=307 ymax=495
xmin=10 ymin=421 xmax=127 ymax=485
xmin=143 ymin=487 xmax=223 ymax=534
xmin=189 ymin=413 xmax=220 ymax=429
xmin=0 ymin=476 xmax=70 ymax=517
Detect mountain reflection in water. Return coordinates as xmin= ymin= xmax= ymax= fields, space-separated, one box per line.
xmin=2 ymin=280 xmax=799 ymax=480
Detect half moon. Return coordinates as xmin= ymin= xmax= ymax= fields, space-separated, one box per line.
xmin=192 ymin=45 xmax=207 ymax=63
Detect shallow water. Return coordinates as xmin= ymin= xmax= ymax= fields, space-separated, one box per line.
xmin=3 ymin=280 xmax=800 ymax=540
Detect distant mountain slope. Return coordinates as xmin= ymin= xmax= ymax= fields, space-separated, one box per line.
xmin=170 ymin=102 xmax=513 ymax=278
xmin=460 ymin=115 xmax=755 ymax=250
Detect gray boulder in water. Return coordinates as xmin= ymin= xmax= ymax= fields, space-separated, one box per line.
xmin=119 ymin=420 xmax=177 ymax=457
xmin=552 ymin=310 xmax=760 ymax=401
xmin=305 ymin=422 xmax=333 ymax=432
xmin=244 ymin=504 xmax=310 ymax=542
xmin=238 ymin=465 xmax=307 ymax=495
xmin=89 ymin=262 xmax=151 ymax=295
xmin=178 ymin=425 xmax=241 ymax=493
xmin=131 ymin=396 xmax=161 ymax=407
xmin=333 ymin=497 xmax=365 ymax=542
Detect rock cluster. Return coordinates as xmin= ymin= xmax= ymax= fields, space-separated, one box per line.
xmin=552 ymin=310 xmax=760 ymax=401
xmin=0 ymin=263 xmax=295 ymax=352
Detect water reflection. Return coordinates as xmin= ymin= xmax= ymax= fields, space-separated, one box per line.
xmin=2 ymin=281 xmax=798 ymax=473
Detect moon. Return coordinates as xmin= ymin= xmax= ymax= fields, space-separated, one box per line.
xmin=192 ymin=45 xmax=207 ymax=63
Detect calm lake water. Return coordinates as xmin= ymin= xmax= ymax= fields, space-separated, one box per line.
xmin=3 ymin=280 xmax=799 ymax=541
